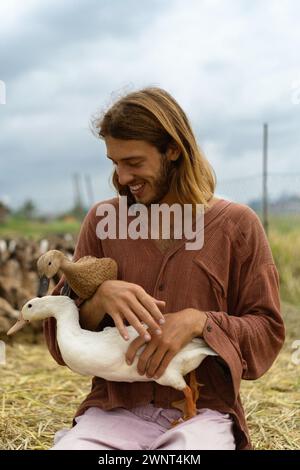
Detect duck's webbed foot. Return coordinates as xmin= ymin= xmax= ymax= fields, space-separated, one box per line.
xmin=170 ymin=398 xmax=186 ymax=427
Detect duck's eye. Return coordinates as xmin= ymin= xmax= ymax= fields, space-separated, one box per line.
xmin=48 ymin=262 xmax=52 ymax=266
xmin=28 ymin=304 xmax=32 ymax=308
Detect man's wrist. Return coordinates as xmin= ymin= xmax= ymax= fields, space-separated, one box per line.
xmin=188 ymin=308 xmax=208 ymax=338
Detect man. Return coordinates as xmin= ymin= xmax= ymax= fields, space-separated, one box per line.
xmin=44 ymin=87 xmax=285 ymax=450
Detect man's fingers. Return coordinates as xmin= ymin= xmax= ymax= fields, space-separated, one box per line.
xmin=129 ymin=299 xmax=163 ymax=335
xmin=125 ymin=336 xmax=146 ymax=365
xmin=154 ymin=300 xmax=166 ymax=318
xmin=153 ymin=298 xmax=166 ymax=307
xmin=121 ymin=308 xmax=152 ymax=341
xmin=138 ymin=292 xmax=166 ymax=325
xmin=136 ymin=342 xmax=157 ymax=376
xmin=112 ymin=315 xmax=129 ymax=341
xmin=148 ymin=350 xmax=175 ymax=378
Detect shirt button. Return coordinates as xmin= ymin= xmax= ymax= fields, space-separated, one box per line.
xmin=158 ymin=283 xmax=164 ymax=291
xmin=207 ymin=324 xmax=212 ymax=332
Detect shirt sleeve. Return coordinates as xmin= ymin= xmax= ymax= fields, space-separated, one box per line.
xmin=202 ymin=209 xmax=285 ymax=405
xmin=43 ymin=204 xmax=104 ymax=366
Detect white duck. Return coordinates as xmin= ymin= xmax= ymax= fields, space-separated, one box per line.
xmin=7 ymin=295 xmax=217 ymax=422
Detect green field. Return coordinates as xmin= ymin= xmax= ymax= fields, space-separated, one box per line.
xmin=268 ymin=214 xmax=300 ymax=234
xmin=1 ymin=213 xmax=300 ymax=237
xmin=0 ymin=217 xmax=81 ymax=239
xmin=1 ymin=213 xmax=300 ymax=306
xmin=268 ymin=217 xmax=300 ymax=306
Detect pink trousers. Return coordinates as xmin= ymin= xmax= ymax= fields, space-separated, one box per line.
xmin=52 ymin=404 xmax=235 ymax=450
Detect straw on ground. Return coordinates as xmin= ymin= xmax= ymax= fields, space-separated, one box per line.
xmin=0 ymin=302 xmax=299 ymax=450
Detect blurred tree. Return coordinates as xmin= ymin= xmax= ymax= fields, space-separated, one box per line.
xmin=15 ymin=199 xmax=37 ymax=220
xmin=0 ymin=201 xmax=10 ymax=224
xmin=64 ymin=203 xmax=87 ymax=221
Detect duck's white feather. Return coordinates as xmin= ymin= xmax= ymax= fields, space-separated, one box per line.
xmin=24 ymin=296 xmax=218 ymax=392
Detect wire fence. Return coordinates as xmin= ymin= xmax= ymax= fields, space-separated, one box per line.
xmin=216 ymin=172 xmax=300 ymax=233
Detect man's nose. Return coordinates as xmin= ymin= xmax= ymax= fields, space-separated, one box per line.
xmin=116 ymin=167 xmax=133 ymax=186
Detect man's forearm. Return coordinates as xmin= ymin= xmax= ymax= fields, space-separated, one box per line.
xmin=79 ymin=297 xmax=106 ymax=330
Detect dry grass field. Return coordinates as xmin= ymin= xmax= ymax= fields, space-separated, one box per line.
xmin=0 ymin=300 xmax=299 ymax=450
xmin=0 ymin=218 xmax=299 ymax=450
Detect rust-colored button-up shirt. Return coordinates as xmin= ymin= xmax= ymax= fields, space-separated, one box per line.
xmin=44 ymin=198 xmax=285 ymax=450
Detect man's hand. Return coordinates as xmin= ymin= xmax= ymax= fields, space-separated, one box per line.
xmin=80 ymin=280 xmax=166 ymax=341
xmin=125 ymin=309 xmax=207 ymax=379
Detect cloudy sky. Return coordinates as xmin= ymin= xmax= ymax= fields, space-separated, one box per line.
xmin=0 ymin=0 xmax=299 ymax=214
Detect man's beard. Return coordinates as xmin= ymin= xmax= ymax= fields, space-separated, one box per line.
xmin=144 ymin=156 xmax=174 ymax=206
xmin=120 ymin=156 xmax=175 ymax=207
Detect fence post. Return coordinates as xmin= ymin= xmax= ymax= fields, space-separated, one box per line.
xmin=263 ymin=123 xmax=269 ymax=236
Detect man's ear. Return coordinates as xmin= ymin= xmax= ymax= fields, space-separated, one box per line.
xmin=166 ymin=143 xmax=181 ymax=162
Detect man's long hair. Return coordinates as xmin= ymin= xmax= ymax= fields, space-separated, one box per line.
xmin=92 ymin=87 xmax=216 ymax=209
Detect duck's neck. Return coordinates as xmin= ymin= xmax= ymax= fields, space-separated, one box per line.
xmin=60 ymin=257 xmax=73 ymax=276
xmin=54 ymin=303 xmax=81 ymax=336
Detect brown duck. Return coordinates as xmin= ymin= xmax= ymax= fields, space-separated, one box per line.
xmin=37 ymin=250 xmax=118 ymax=299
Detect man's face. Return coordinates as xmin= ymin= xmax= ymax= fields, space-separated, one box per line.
xmin=105 ymin=137 xmax=176 ymax=206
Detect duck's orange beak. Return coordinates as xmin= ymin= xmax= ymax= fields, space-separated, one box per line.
xmin=7 ymin=311 xmax=28 ymax=336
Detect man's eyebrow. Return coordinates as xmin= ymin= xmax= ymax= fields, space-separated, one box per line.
xmin=106 ymin=155 xmax=145 ymax=162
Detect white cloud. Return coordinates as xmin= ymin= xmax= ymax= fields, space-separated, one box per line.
xmin=0 ymin=0 xmax=300 ymax=211
xmin=0 ymin=0 xmax=42 ymax=35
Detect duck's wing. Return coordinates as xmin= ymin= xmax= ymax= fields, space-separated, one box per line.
xmin=67 ymin=257 xmax=117 ymax=298
xmin=75 ymin=256 xmax=117 ymax=279
xmin=95 ymin=258 xmax=118 ymax=280
xmin=75 ymin=256 xmax=95 ymax=264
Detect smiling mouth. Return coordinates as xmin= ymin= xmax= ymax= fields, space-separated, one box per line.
xmin=129 ymin=182 xmax=145 ymax=194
